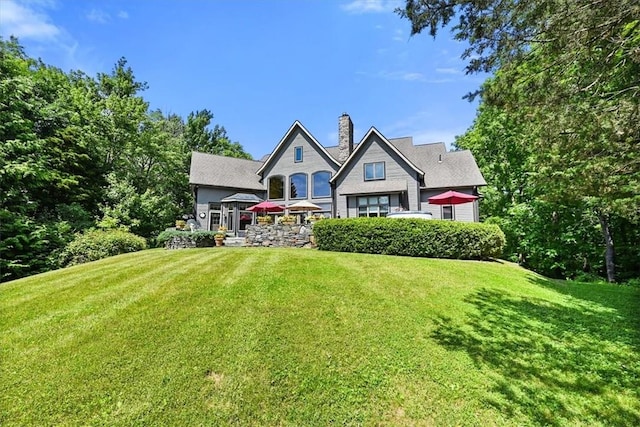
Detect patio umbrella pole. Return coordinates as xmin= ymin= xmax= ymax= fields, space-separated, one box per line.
xmin=428 ymin=190 xmax=478 ymax=221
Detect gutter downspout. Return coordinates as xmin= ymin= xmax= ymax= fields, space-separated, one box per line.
xmin=331 ymin=180 xmax=337 ymax=218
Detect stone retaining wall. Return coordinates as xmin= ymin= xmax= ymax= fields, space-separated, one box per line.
xmin=245 ymin=224 xmax=314 ymax=248
xmin=164 ymin=235 xmax=215 ymax=249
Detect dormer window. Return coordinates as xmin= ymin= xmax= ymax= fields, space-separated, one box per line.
xmin=364 ymin=162 xmax=385 ymax=181
xmin=294 ymin=146 xmax=303 ymax=163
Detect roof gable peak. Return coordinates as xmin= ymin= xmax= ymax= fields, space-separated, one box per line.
xmin=330 ymin=126 xmax=424 ymax=183
xmin=255 ymin=120 xmax=340 ymax=176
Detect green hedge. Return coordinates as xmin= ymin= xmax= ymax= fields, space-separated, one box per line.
xmin=313 ymin=218 xmax=505 ymax=260
xmin=155 ymin=230 xmax=218 ymax=248
xmin=59 ymin=229 xmax=148 ymax=267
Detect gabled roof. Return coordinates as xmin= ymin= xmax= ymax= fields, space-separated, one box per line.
xmin=387 ymin=136 xmax=415 ymax=153
xmin=324 ymin=145 xmax=342 ymax=161
xmin=191 ymin=119 xmax=486 ymax=193
xmin=411 ymin=145 xmax=487 ymax=188
xmin=189 ymin=151 xmax=265 ymax=190
xmin=330 ymin=127 xmax=424 ymax=183
xmin=255 ymin=121 xmax=340 ymax=176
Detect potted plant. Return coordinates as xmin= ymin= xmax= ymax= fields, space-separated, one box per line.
xmin=257 ymin=215 xmax=272 ymax=224
xmin=278 ymin=215 xmax=296 ymax=225
xmin=305 ymin=213 xmax=325 ymax=223
xmin=214 ymin=226 xmax=227 ymax=247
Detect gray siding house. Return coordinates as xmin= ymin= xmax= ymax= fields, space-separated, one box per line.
xmin=189 ymin=114 xmax=486 ymax=235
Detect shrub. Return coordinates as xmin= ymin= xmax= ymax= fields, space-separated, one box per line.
xmin=59 ymin=229 xmax=148 ymax=267
xmin=624 ymin=278 xmax=640 ymax=287
xmin=313 ymin=218 xmax=505 ymax=260
xmin=155 ymin=229 xmax=218 ymax=248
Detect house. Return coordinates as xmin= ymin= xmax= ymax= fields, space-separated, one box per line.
xmin=189 ymin=113 xmax=486 ymax=235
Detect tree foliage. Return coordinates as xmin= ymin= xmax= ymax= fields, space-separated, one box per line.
xmin=399 ymin=0 xmax=640 ymax=80
xmin=0 ymin=36 xmax=251 ymax=282
xmin=400 ymin=0 xmax=640 ymax=281
xmin=185 ymin=109 xmax=251 ymax=159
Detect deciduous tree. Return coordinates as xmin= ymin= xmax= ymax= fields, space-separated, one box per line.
xmin=400 ymin=0 xmax=640 ymax=281
xmin=1 ymin=38 xmax=252 ymax=281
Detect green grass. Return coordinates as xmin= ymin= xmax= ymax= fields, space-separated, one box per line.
xmin=1 ymin=248 xmax=639 ymax=426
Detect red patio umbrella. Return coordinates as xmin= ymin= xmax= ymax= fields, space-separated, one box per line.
xmin=428 ymin=190 xmax=478 ymax=220
xmin=428 ymin=190 xmax=478 ymax=205
xmin=246 ymin=200 xmax=285 ymax=215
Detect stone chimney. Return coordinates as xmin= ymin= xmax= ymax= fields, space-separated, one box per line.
xmin=338 ymin=113 xmax=353 ymax=163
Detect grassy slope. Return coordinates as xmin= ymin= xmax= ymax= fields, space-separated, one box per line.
xmin=1 ymin=248 xmax=639 ymax=426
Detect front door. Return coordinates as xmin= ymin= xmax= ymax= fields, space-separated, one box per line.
xmin=238 ymin=211 xmax=253 ymax=236
xmin=209 ymin=211 xmax=221 ymax=231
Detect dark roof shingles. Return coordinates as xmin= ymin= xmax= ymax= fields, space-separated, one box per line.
xmin=189 ymin=152 xmax=265 ymax=190
xmin=191 ymin=131 xmax=485 ymax=191
xmin=391 ymin=141 xmax=486 ymax=188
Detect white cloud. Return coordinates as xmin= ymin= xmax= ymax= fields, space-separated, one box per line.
xmin=341 ymin=0 xmax=400 ymax=14
xmin=398 ymin=72 xmax=424 ymax=81
xmin=357 ymin=69 xmax=457 ymax=83
xmin=85 ymin=8 xmax=128 ymax=23
xmin=379 ymin=70 xmax=425 ymax=81
xmin=0 ymin=0 xmax=61 ymax=41
xmin=0 ymin=1 xmax=100 ymax=74
xmin=436 ymin=67 xmax=462 ymax=75
xmin=392 ymin=28 xmax=404 ymax=42
xmin=86 ymin=8 xmax=110 ymax=24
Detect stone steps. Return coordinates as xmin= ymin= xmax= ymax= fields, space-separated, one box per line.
xmin=223 ymin=237 xmax=246 ymax=247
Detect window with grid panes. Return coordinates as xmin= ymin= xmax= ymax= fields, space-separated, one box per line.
xmin=357 ymin=195 xmax=389 ymax=217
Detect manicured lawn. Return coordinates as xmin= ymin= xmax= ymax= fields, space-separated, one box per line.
xmin=1 ymin=248 xmax=639 ymax=425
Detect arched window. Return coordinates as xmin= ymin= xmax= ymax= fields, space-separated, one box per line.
xmin=312 ymin=171 xmax=331 ymax=198
xmin=289 ymin=173 xmax=307 ymax=199
xmin=268 ymin=175 xmax=284 ymax=199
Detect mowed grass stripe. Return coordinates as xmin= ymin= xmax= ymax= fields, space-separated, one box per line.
xmin=1 ymin=250 xmax=204 ymax=331
xmin=1 ymin=248 xmax=639 ymax=426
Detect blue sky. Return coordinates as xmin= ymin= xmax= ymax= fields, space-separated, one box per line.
xmin=1 ymin=0 xmax=487 ymax=159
